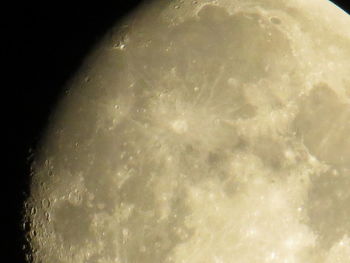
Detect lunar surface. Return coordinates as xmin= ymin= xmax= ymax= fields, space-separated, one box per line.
xmin=24 ymin=0 xmax=350 ymax=262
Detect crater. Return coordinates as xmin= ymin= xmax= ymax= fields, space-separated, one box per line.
xmin=270 ymin=17 xmax=282 ymax=24
xmin=171 ymin=119 xmax=189 ymax=134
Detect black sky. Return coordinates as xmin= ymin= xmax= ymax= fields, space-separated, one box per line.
xmin=5 ymin=1 xmax=350 ymax=262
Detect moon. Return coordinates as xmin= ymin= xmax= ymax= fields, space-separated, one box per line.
xmin=24 ymin=0 xmax=350 ymax=262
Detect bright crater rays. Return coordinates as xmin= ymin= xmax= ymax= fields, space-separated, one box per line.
xmin=24 ymin=0 xmax=350 ymax=263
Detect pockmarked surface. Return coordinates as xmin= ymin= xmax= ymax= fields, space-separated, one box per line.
xmin=24 ymin=0 xmax=350 ymax=262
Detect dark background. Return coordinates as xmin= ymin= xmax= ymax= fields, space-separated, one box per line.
xmin=5 ymin=1 xmax=350 ymax=262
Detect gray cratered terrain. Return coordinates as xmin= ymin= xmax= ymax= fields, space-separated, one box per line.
xmin=24 ymin=0 xmax=350 ymax=262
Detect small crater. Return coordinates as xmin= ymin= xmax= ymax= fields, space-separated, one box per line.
xmin=30 ymin=206 xmax=37 ymax=216
xmin=112 ymin=41 xmax=126 ymax=50
xmin=171 ymin=119 xmax=188 ymax=134
xmin=207 ymin=152 xmax=221 ymax=165
xmin=41 ymin=198 xmax=51 ymax=209
xmin=270 ymin=17 xmax=282 ymax=24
